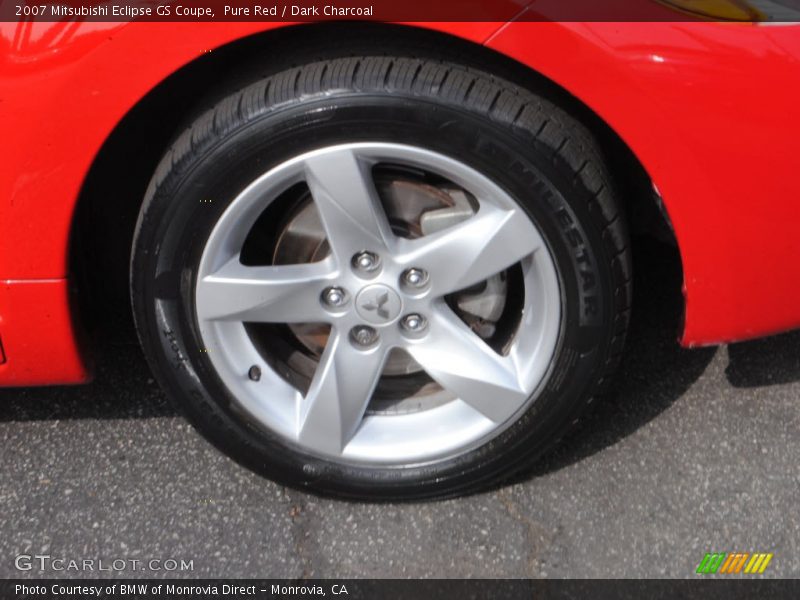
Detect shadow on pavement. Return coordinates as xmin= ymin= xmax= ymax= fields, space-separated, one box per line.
xmin=725 ymin=330 xmax=800 ymax=388
xmin=0 ymin=342 xmax=176 ymax=421
xmin=524 ymin=238 xmax=717 ymax=477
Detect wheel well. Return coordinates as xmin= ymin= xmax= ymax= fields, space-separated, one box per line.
xmin=70 ymin=21 xmax=674 ymax=344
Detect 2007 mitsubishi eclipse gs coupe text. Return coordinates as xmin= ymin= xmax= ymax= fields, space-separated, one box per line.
xmin=2 ymin=2 xmax=800 ymax=499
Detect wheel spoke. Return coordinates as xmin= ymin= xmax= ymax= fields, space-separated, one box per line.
xmin=304 ymin=147 xmax=394 ymax=262
xmin=405 ymin=306 xmax=528 ymax=423
xmin=196 ymin=256 xmax=336 ymax=323
xmin=297 ymin=331 xmax=387 ymax=454
xmin=396 ymin=203 xmax=541 ymax=296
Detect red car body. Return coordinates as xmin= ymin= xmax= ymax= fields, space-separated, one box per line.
xmin=1 ymin=17 xmax=799 ymax=387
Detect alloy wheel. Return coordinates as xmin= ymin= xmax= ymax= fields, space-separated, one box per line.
xmin=195 ymin=142 xmax=562 ymax=465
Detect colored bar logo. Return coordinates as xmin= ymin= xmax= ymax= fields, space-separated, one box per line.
xmin=696 ymin=552 xmax=773 ymax=574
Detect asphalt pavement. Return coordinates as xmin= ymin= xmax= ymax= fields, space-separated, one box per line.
xmin=1 ymin=240 xmax=798 ymax=578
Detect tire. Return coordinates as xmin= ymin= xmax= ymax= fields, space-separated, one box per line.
xmin=131 ymin=54 xmax=631 ymax=500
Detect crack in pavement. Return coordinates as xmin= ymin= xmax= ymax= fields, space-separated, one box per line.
xmin=498 ymin=487 xmax=558 ymax=576
xmin=283 ymin=488 xmax=314 ymax=578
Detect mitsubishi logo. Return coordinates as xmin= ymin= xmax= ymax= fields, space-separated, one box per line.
xmin=355 ymin=284 xmax=402 ymax=325
xmin=362 ymin=291 xmax=390 ymax=319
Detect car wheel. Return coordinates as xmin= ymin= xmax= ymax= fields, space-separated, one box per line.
xmin=130 ymin=55 xmax=631 ymax=499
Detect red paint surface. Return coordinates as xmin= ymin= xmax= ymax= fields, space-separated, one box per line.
xmin=488 ymin=21 xmax=800 ymax=345
xmin=1 ymin=19 xmax=799 ymax=384
xmin=0 ymin=280 xmax=91 ymax=386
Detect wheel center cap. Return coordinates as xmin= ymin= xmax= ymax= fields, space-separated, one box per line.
xmin=355 ymin=284 xmax=402 ymax=325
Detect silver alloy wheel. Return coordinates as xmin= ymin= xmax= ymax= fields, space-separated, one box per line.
xmin=195 ymin=143 xmax=561 ymax=465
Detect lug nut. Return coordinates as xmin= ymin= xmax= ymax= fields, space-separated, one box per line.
xmin=321 ymin=286 xmax=348 ymax=308
xmin=402 ymin=267 xmax=429 ymax=289
xmin=400 ymin=313 xmax=428 ymax=334
xmin=248 ymin=365 xmax=262 ymax=382
xmin=350 ymin=325 xmax=379 ymax=348
xmin=352 ymin=251 xmax=381 ymax=274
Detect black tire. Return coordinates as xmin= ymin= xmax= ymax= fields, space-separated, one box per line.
xmin=131 ymin=54 xmax=631 ymax=500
